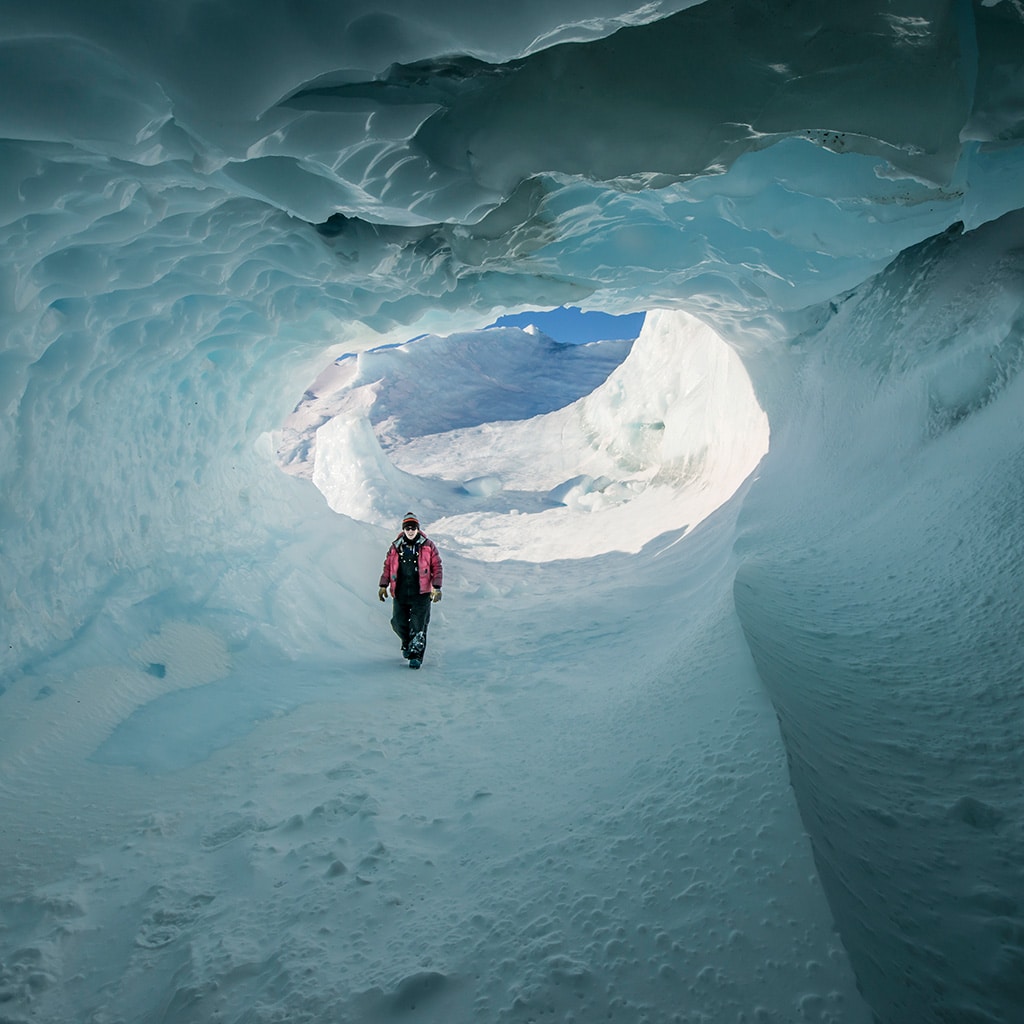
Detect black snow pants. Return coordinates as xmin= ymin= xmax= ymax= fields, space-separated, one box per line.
xmin=391 ymin=592 xmax=432 ymax=659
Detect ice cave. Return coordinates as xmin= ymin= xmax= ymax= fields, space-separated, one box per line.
xmin=2 ymin=2 xmax=1023 ymax=1022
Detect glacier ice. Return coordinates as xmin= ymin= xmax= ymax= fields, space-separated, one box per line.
xmin=2 ymin=2 xmax=1024 ymax=1023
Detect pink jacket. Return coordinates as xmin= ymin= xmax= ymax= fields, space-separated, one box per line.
xmin=379 ymin=535 xmax=443 ymax=597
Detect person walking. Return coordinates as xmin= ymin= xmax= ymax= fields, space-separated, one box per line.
xmin=378 ymin=512 xmax=443 ymax=669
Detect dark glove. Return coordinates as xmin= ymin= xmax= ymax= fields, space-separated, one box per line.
xmin=378 ymin=586 xmax=387 ymax=602
xmin=430 ymin=588 xmax=442 ymax=603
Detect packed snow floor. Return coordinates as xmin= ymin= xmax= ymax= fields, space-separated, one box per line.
xmin=0 ymin=491 xmax=869 ymax=1024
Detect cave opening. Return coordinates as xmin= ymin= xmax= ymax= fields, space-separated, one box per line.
xmin=277 ymin=306 xmax=769 ymax=561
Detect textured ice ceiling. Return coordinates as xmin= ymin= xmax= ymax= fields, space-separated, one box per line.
xmin=3 ymin=1 xmax=1024 ymax=1022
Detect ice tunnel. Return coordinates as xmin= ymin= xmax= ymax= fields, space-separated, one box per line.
xmin=2 ymin=2 xmax=1024 ymax=1023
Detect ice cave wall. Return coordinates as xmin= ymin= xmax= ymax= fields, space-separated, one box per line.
xmin=735 ymin=212 xmax=1024 ymax=1023
xmin=2 ymin=2 xmax=1024 ymax=1021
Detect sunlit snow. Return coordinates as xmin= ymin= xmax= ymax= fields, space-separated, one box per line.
xmin=2 ymin=3 xmax=1024 ymax=1024
xmin=285 ymin=310 xmax=769 ymax=560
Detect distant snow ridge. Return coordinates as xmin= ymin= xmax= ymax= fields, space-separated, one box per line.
xmin=290 ymin=310 xmax=769 ymax=560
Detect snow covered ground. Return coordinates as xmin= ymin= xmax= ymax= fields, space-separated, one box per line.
xmin=0 ymin=495 xmax=869 ymax=1024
